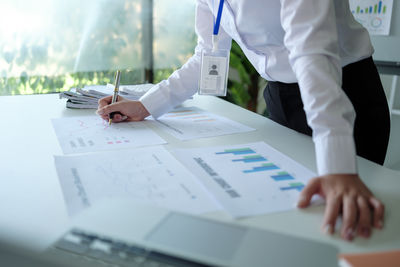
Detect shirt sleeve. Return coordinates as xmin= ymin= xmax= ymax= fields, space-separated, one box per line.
xmin=140 ymin=0 xmax=232 ymax=118
xmin=279 ymin=0 xmax=358 ymax=175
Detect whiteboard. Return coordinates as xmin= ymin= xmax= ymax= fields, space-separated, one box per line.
xmin=370 ymin=1 xmax=400 ymax=63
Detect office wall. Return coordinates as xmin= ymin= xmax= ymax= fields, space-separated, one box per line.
xmin=370 ymin=0 xmax=400 ymax=63
xmin=381 ymin=74 xmax=400 ymax=170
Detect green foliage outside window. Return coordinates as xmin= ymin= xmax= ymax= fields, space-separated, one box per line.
xmin=0 ymin=0 xmax=193 ymax=96
xmin=0 ymin=69 xmax=173 ymax=96
xmin=0 ymin=42 xmax=265 ymax=115
xmin=0 ymin=0 xmax=266 ymax=114
xmin=223 ymin=41 xmax=267 ymax=114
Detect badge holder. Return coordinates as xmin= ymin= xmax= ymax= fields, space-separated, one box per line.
xmin=198 ymin=48 xmax=229 ymax=96
xmin=198 ymin=0 xmax=229 ymax=96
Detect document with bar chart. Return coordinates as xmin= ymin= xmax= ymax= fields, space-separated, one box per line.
xmin=349 ymin=0 xmax=393 ymax=35
xmin=52 ymin=116 xmax=166 ymax=154
xmin=151 ymin=107 xmax=254 ymax=140
xmin=174 ymin=142 xmax=317 ymax=218
xmin=55 ymin=146 xmax=220 ymax=216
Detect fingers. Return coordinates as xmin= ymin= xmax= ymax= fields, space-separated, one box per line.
xmin=297 ymin=177 xmax=321 ymax=208
xmin=97 ymin=103 xmax=123 ymax=123
xmin=99 ymin=113 xmax=126 ymax=123
xmin=341 ymin=195 xmax=357 ymax=241
xmin=112 ymin=113 xmax=123 ymax=122
xmin=109 ymin=113 xmax=128 ymax=123
xmin=356 ymin=196 xmax=371 ymax=238
xmin=97 ymin=96 xmax=114 ymax=120
xmin=97 ymin=102 xmax=123 ymax=117
xmin=322 ymin=194 xmax=341 ymax=235
xmin=310 ymin=174 xmax=383 ymax=241
xmin=98 ymin=96 xmax=113 ymax=109
xmin=369 ymin=197 xmax=384 ymax=229
xmin=96 ymin=99 xmax=149 ymax=123
xmin=97 ymin=95 xmax=127 ymax=115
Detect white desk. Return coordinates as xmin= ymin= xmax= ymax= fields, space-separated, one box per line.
xmin=0 ymin=94 xmax=399 ymax=254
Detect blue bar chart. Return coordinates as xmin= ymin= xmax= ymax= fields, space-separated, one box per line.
xmin=271 ymin=171 xmax=295 ymax=181
xmin=352 ymin=1 xmax=387 ymax=14
xmin=243 ymin=163 xmax=279 ymax=173
xmin=218 ymin=147 xmax=298 ymax=181
xmin=175 ymin=142 xmax=318 ymax=217
xmin=349 ymin=0 xmax=393 ymax=35
xmin=280 ymin=182 xmax=305 ymax=192
xmin=215 ymin=148 xmax=255 ymax=155
xmin=232 ymin=155 xmax=267 ymax=163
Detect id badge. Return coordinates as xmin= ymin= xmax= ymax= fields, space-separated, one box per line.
xmin=198 ymin=49 xmax=229 ymax=96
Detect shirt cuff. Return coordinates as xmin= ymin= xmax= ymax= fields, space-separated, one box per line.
xmin=139 ymin=84 xmax=173 ymax=119
xmin=314 ymin=135 xmax=358 ymax=176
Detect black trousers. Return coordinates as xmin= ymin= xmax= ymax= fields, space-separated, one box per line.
xmin=264 ymin=57 xmax=390 ymax=165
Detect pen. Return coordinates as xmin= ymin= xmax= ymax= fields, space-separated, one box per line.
xmin=109 ymin=70 xmax=122 ymax=125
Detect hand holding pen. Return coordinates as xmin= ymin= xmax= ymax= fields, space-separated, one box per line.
xmin=96 ymin=71 xmax=151 ymax=123
xmin=108 ymin=70 xmax=122 ymax=125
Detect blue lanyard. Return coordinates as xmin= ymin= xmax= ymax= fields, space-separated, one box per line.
xmin=213 ymin=0 xmax=224 ymax=36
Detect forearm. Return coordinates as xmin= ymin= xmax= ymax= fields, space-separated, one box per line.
xmin=140 ymin=0 xmax=232 ymax=118
xmin=280 ymin=0 xmax=357 ymax=175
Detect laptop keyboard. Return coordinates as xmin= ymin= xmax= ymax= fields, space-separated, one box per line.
xmin=48 ymin=228 xmax=213 ymax=267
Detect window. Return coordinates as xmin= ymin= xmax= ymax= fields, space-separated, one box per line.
xmin=0 ymin=0 xmax=196 ymax=95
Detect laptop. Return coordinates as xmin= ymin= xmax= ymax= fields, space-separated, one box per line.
xmin=47 ymin=199 xmax=338 ymax=267
xmin=0 ymin=240 xmax=86 ymax=267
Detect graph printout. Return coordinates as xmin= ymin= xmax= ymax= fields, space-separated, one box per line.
xmin=349 ymin=0 xmax=393 ymax=35
xmin=174 ymin=142 xmax=317 ymax=218
xmin=55 ymin=146 xmax=220 ymax=216
xmin=51 ymin=116 xmax=166 ymax=154
xmin=151 ymin=107 xmax=255 ymax=141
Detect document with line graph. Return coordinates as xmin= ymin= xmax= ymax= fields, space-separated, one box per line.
xmin=51 ymin=116 xmax=166 ymax=154
xmin=54 ymin=146 xmax=220 ymax=215
xmin=150 ymin=107 xmax=255 ymax=140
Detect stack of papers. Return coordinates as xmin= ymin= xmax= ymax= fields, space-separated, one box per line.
xmin=59 ymin=83 xmax=154 ymax=109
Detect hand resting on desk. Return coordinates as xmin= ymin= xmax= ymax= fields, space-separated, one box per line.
xmin=297 ymin=174 xmax=384 ymax=241
xmin=96 ymin=96 xmax=150 ymax=122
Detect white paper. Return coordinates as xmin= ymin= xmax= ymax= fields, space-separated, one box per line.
xmin=151 ymin=107 xmax=255 ymax=141
xmin=55 ymin=146 xmax=220 ymax=216
xmin=174 ymin=142 xmax=318 ymax=218
xmin=349 ymin=0 xmax=393 ymax=35
xmin=52 ymin=116 xmax=166 ymax=154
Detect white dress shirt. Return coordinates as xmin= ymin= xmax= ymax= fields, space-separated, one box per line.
xmin=140 ymin=0 xmax=374 ymax=176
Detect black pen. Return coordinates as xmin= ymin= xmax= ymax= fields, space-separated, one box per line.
xmin=109 ymin=70 xmax=122 ymax=125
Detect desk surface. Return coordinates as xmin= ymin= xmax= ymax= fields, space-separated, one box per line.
xmin=0 ymin=93 xmax=399 ymax=254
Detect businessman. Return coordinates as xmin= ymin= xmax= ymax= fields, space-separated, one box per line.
xmin=97 ymin=0 xmax=390 ymax=241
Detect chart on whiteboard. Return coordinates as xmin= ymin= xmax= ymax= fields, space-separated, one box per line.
xmin=54 ymin=146 xmax=220 ymax=215
xmin=349 ymin=0 xmax=393 ymax=35
xmin=51 ymin=116 xmax=166 ymax=154
xmin=174 ymin=142 xmax=319 ymax=218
